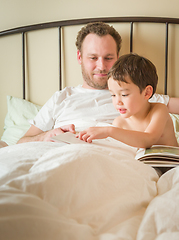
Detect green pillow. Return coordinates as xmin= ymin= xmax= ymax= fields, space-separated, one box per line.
xmin=1 ymin=96 xmax=41 ymax=145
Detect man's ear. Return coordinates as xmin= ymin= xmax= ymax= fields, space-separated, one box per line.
xmin=144 ymin=85 xmax=153 ymax=99
xmin=77 ymin=50 xmax=82 ymax=65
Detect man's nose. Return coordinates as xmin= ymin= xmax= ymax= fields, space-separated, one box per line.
xmin=97 ymin=58 xmax=106 ymax=70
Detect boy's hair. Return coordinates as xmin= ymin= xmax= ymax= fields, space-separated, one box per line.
xmin=108 ymin=53 xmax=158 ymax=96
xmin=75 ymin=22 xmax=122 ymax=55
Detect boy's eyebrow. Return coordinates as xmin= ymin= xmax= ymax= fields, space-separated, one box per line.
xmin=109 ymin=88 xmax=130 ymax=92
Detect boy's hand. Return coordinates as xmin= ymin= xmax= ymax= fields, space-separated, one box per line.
xmin=77 ymin=127 xmax=109 ymax=143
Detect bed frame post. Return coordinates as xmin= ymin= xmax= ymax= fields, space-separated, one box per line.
xmin=59 ymin=27 xmax=62 ymax=90
xmin=165 ymin=22 xmax=169 ymax=95
xmin=22 ymin=32 xmax=26 ymax=99
xmin=130 ymin=22 xmax=133 ymax=53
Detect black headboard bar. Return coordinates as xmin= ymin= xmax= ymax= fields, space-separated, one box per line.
xmin=1 ymin=17 xmax=179 ymax=98
xmin=130 ymin=22 xmax=133 ymax=53
xmin=165 ymin=23 xmax=169 ymax=95
xmin=1 ymin=17 xmax=179 ymax=36
xmin=58 ymin=26 xmax=62 ymax=91
xmin=22 ymin=32 xmax=26 ymax=99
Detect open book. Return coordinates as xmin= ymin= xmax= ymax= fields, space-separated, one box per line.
xmin=135 ymin=145 xmax=179 ymax=167
xmin=51 ymin=132 xmax=88 ymax=144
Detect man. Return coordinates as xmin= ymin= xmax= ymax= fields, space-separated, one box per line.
xmin=17 ymin=22 xmax=179 ymax=144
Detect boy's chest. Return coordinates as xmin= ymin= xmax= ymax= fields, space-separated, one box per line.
xmin=120 ymin=117 xmax=150 ymax=132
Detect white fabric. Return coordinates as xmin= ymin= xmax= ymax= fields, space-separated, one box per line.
xmin=137 ymin=167 xmax=179 ymax=240
xmin=0 ymin=137 xmax=178 ymax=239
xmin=30 ymin=85 xmax=169 ymax=132
xmin=149 ymin=93 xmax=169 ymax=104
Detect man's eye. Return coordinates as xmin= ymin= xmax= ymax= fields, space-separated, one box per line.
xmin=91 ymin=57 xmax=97 ymax=60
xmin=106 ymin=57 xmax=113 ymax=61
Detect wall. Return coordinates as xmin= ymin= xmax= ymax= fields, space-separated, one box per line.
xmin=0 ymin=0 xmax=179 ymax=31
xmin=0 ymin=0 xmax=179 ymax=137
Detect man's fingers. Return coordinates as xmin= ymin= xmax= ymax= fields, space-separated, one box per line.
xmin=60 ymin=124 xmax=76 ymax=133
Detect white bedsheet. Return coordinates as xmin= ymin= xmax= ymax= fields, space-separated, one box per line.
xmin=0 ymin=139 xmax=178 ymax=240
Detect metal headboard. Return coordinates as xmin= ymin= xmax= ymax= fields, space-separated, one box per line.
xmin=1 ymin=17 xmax=179 ymax=99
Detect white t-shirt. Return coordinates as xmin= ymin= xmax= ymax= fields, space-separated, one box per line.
xmin=30 ymin=85 xmax=169 ymax=132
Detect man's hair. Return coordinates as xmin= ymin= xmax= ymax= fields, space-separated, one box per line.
xmin=75 ymin=22 xmax=122 ymax=55
xmin=108 ymin=53 xmax=158 ymax=97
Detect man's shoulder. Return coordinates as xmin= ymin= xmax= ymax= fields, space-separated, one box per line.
xmin=53 ymin=85 xmax=81 ymax=96
xmin=149 ymin=93 xmax=169 ymax=105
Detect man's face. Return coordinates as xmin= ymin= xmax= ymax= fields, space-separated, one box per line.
xmin=77 ymin=33 xmax=118 ymax=90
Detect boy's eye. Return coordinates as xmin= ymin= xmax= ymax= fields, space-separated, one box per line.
xmin=111 ymin=94 xmax=115 ymax=97
xmin=122 ymin=94 xmax=129 ymax=97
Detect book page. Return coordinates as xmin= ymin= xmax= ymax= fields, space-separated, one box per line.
xmin=145 ymin=145 xmax=179 ymax=156
xmin=51 ymin=132 xmax=88 ymax=144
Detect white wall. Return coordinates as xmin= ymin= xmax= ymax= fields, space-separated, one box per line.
xmin=0 ymin=0 xmax=179 ymax=31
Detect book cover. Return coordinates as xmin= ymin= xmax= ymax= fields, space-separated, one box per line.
xmin=135 ymin=145 xmax=179 ymax=167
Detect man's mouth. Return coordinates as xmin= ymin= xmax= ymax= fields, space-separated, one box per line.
xmin=93 ymin=72 xmax=108 ymax=77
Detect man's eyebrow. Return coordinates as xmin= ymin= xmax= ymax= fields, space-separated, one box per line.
xmin=87 ymin=53 xmax=116 ymax=57
xmin=105 ymin=54 xmax=116 ymax=57
xmin=87 ymin=53 xmax=97 ymax=57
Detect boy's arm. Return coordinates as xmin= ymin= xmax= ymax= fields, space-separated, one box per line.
xmin=78 ymin=126 xmax=160 ymax=148
xmin=77 ymin=104 xmax=170 ymax=148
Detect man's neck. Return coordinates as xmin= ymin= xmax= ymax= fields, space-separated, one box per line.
xmin=82 ymin=82 xmax=108 ymax=90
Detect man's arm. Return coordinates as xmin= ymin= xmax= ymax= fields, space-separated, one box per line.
xmin=0 ymin=140 xmax=8 ymax=148
xmin=17 ymin=124 xmax=76 ymax=144
xmin=167 ymin=97 xmax=179 ymax=114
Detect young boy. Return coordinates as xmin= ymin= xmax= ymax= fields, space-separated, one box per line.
xmin=77 ymin=53 xmax=178 ymax=148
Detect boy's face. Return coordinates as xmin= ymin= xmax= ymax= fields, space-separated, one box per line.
xmin=108 ymin=76 xmax=148 ymax=118
xmin=77 ymin=33 xmax=118 ymax=90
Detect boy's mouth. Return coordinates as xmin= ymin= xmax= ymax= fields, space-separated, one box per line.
xmin=118 ymin=108 xmax=127 ymax=114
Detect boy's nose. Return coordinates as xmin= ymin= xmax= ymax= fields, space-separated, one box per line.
xmin=116 ymin=97 xmax=123 ymax=105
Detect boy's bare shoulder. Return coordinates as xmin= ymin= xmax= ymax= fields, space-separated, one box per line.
xmin=113 ymin=115 xmax=129 ymax=128
xmin=150 ymin=102 xmax=168 ymax=112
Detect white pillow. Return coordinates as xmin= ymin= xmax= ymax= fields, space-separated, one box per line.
xmin=1 ymin=96 xmax=41 ymax=145
xmin=170 ymin=113 xmax=179 ymax=144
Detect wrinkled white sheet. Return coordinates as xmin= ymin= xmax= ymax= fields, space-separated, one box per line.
xmin=0 ymin=139 xmax=178 ymax=240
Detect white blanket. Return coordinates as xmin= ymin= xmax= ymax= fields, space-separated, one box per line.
xmin=0 ymin=139 xmax=178 ymax=240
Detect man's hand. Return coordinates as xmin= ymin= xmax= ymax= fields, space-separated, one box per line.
xmin=43 ymin=124 xmax=76 ymax=142
xmin=17 ymin=124 xmax=76 ymax=143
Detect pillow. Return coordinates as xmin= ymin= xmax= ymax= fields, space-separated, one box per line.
xmin=1 ymin=96 xmax=41 ymax=145
xmin=170 ymin=113 xmax=179 ymax=144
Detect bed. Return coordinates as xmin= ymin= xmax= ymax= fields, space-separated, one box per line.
xmin=0 ymin=17 xmax=179 ymax=239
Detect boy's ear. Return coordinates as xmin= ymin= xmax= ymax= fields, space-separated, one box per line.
xmin=144 ymin=85 xmax=153 ymax=99
xmin=77 ymin=50 xmax=82 ymax=65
